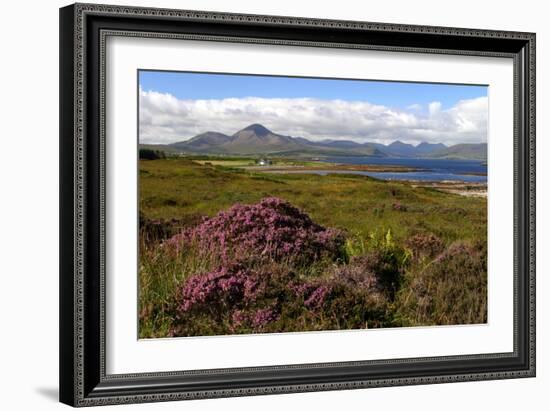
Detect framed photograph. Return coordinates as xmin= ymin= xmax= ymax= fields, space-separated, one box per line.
xmin=59 ymin=3 xmax=536 ymax=407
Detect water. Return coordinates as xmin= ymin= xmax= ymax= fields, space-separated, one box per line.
xmin=273 ymin=169 xmax=486 ymax=182
xmin=277 ymin=157 xmax=487 ymax=182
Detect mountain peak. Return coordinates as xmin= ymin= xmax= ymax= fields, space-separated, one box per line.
xmin=239 ymin=123 xmax=272 ymax=136
xmin=417 ymin=141 xmax=447 ymax=148
xmin=389 ymin=140 xmax=411 ymax=147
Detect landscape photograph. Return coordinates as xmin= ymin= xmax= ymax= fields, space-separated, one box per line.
xmin=138 ymin=70 xmax=488 ymax=338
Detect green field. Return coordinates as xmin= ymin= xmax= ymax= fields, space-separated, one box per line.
xmin=140 ymin=158 xmax=486 ymax=242
xmin=139 ymin=157 xmax=487 ymax=338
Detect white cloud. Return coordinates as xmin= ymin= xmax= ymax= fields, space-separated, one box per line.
xmin=139 ymin=88 xmax=487 ymax=146
xmin=428 ymin=101 xmax=442 ymax=116
xmin=406 ymin=103 xmax=422 ymax=111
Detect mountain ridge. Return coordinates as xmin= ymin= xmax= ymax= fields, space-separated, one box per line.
xmin=159 ymin=124 xmax=486 ymax=160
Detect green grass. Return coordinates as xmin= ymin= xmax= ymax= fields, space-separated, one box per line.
xmin=140 ymin=158 xmax=486 ymax=245
xmin=138 ymin=157 xmax=487 ymax=338
xmin=193 ymin=158 xmax=322 ymax=167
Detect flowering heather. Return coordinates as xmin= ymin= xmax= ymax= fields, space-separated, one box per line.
xmin=304 ymin=285 xmax=331 ymax=309
xmin=331 ymin=257 xmax=381 ymax=291
xmin=433 ymin=240 xmax=480 ymax=263
xmin=174 ymin=263 xmax=288 ymax=335
xmin=231 ymin=310 xmax=248 ymax=328
xmin=252 ymin=307 xmax=279 ymax=328
xmin=177 ymin=264 xmax=258 ymax=313
xmin=289 ymin=280 xmax=333 ymax=309
xmin=289 ymin=282 xmax=317 ymax=298
xmin=341 ymin=250 xmax=406 ymax=299
xmin=173 ymin=257 xmax=393 ymax=336
xmin=143 ymin=190 xmax=485 ymax=335
xmin=168 ymin=201 xmax=414 ymax=335
xmin=165 ymin=197 xmax=345 ymax=264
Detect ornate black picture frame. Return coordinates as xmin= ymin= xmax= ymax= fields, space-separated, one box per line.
xmin=59 ymin=3 xmax=535 ymax=407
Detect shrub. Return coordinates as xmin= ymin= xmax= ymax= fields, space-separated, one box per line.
xmin=324 ymin=258 xmax=393 ymax=327
xmin=165 ymin=197 xmax=346 ymax=265
xmin=392 ymin=202 xmax=408 ymax=211
xmin=171 ymin=262 xmax=296 ymax=336
xmin=170 ymin=255 xmax=394 ymax=336
xmin=395 ymin=241 xmax=487 ymax=326
xmin=339 ymin=254 xmax=393 ymax=292
xmin=139 ymin=148 xmax=166 ymax=160
xmin=360 ymin=229 xmax=411 ymax=298
xmin=405 ymin=233 xmax=445 ymax=262
xmin=141 ymin=197 xmax=485 ymax=337
xmin=139 ymin=213 xmax=204 ymax=246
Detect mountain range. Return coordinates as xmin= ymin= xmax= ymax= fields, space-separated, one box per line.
xmin=148 ymin=124 xmax=487 ymax=160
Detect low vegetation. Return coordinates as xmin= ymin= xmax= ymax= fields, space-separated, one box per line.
xmin=139 ymin=158 xmax=487 ymax=338
xmin=139 ymin=148 xmax=166 ymax=160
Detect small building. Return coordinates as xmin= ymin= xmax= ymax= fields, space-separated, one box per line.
xmin=256 ymin=158 xmax=272 ymax=166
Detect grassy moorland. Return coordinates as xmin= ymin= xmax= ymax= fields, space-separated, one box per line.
xmin=139 ymin=157 xmax=487 ymax=338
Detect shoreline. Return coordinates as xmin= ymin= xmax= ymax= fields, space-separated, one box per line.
xmin=244 ymin=163 xmax=425 ymax=173
xmin=193 ymin=159 xmax=488 ymax=196
xmin=412 ymin=181 xmax=487 ymax=197
xmin=249 ymin=165 xmax=488 ymax=197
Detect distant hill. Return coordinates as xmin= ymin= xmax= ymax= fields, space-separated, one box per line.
xmin=427 ymin=143 xmax=487 ymax=160
xmin=415 ymin=142 xmax=447 ymax=156
xmin=145 ymin=123 xmax=486 ymax=159
xmin=172 ymin=131 xmax=233 ymax=153
xmin=220 ymin=124 xmax=304 ymax=154
xmin=294 ymin=137 xmax=386 ymax=157
xmin=383 ymin=141 xmax=417 ymax=157
xmin=167 ymin=124 xmax=386 ymax=156
xmin=369 ymin=141 xmax=449 ymax=158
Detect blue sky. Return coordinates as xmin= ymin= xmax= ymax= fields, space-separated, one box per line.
xmin=139 ymin=70 xmax=487 ymax=111
xmin=138 ymin=70 xmax=488 ymax=145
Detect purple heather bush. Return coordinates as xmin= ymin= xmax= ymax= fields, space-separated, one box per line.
xmin=165 ymin=197 xmax=345 ymax=265
xmin=176 ymin=263 xmax=269 ymax=314
xmin=252 ymin=307 xmax=280 ymax=328
xmin=172 ymin=262 xmax=295 ymax=336
xmin=171 ymin=257 xmax=393 ymax=336
xmin=146 ymin=197 xmax=486 ymax=337
xmin=164 ymin=198 xmax=415 ymax=336
xmin=304 ymin=285 xmax=331 ymax=309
